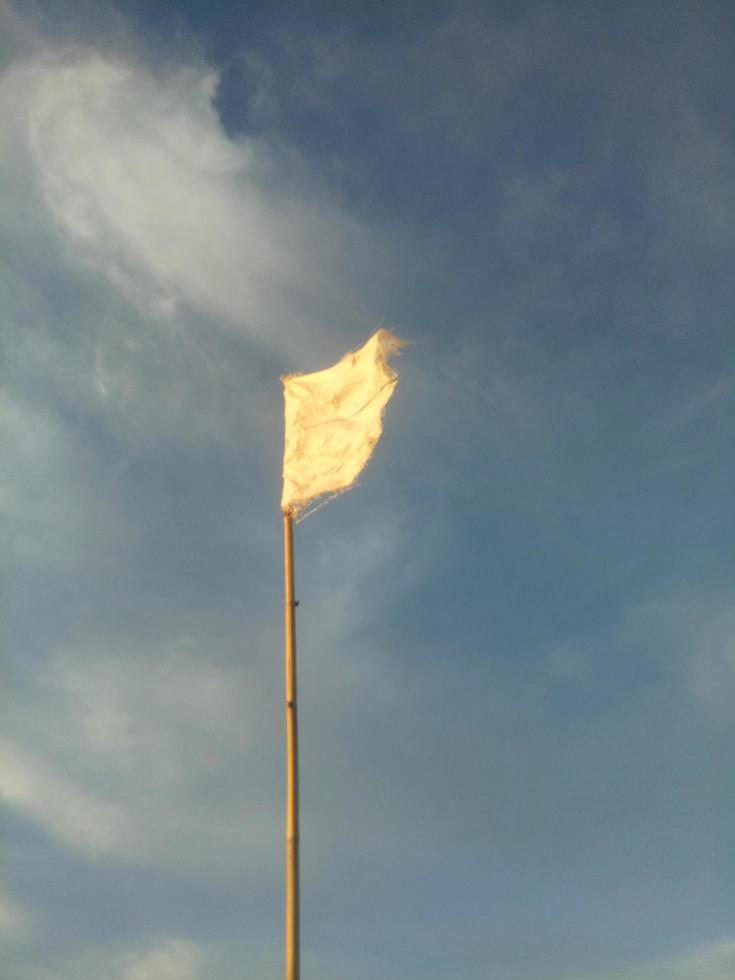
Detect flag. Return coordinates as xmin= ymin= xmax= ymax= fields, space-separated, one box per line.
xmin=281 ymin=328 xmax=406 ymax=518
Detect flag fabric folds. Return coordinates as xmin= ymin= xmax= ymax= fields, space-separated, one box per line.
xmin=281 ymin=329 xmax=406 ymax=518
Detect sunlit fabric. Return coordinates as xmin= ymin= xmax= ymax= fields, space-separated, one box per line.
xmin=281 ymin=329 xmax=406 ymax=518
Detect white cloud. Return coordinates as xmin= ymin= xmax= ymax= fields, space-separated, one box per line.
xmin=4 ymin=935 xmax=206 ymax=980
xmin=121 ymin=938 xmax=203 ymax=980
xmin=1 ymin=22 xmax=395 ymax=456
xmin=1 ymin=506 xmax=420 ymax=874
xmin=1 ymin=42 xmax=368 ymax=358
xmin=683 ymin=607 xmax=735 ymax=722
xmin=0 ymin=392 xmax=128 ymax=569
xmin=624 ymin=592 xmax=735 ymax=722
xmin=567 ymin=937 xmax=735 ymax=980
xmin=640 ymin=377 xmax=732 ymax=437
xmin=644 ymin=91 xmax=735 ymax=253
xmin=0 ymin=887 xmax=30 ymax=941
xmin=3 ymin=636 xmax=283 ymax=870
xmin=0 ymin=737 xmax=131 ymax=856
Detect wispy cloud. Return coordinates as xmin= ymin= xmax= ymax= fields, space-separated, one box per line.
xmin=120 ymin=937 xmax=203 ymax=980
xmin=5 ymin=935 xmax=205 ymax=980
xmin=3 ymin=640 xmax=282 ymax=870
xmin=1 ymin=11 xmax=400 ymax=466
xmin=0 ymin=392 xmax=129 ymax=569
xmin=0 ymin=886 xmax=30 ymax=941
xmin=566 ymin=937 xmax=735 ymax=980
xmin=1 ymin=38 xmax=371 ymax=359
xmin=624 ymin=591 xmax=735 ymax=722
xmin=0 ymin=737 xmax=131 ymax=856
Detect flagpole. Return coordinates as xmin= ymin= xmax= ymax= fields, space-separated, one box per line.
xmin=283 ymin=511 xmax=299 ymax=980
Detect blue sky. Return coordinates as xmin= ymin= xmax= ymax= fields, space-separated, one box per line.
xmin=2 ymin=1 xmax=734 ymax=977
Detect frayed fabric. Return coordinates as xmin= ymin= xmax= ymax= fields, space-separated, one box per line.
xmin=281 ymin=329 xmax=406 ymax=519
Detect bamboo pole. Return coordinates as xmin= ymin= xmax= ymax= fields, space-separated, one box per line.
xmin=283 ymin=512 xmax=299 ymax=980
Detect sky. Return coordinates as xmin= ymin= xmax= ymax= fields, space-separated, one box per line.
xmin=1 ymin=0 xmax=734 ymax=978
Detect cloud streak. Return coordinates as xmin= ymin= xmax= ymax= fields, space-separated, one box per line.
xmin=0 ymin=737 xmax=131 ymax=856
xmin=566 ymin=937 xmax=735 ymax=980
xmin=3 ymin=639 xmax=284 ymax=870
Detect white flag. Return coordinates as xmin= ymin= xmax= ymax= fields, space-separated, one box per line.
xmin=281 ymin=329 xmax=406 ymax=518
